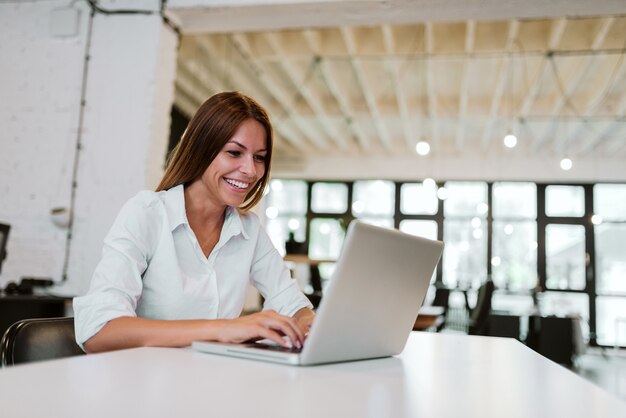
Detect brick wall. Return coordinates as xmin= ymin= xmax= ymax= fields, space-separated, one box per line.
xmin=0 ymin=0 xmax=177 ymax=295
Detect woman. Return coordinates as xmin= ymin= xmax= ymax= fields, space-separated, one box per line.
xmin=74 ymin=92 xmax=315 ymax=353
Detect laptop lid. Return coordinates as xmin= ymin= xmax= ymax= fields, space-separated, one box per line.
xmin=192 ymin=221 xmax=444 ymax=366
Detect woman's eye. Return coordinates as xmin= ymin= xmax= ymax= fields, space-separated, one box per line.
xmin=226 ymin=150 xmax=241 ymax=157
xmin=254 ymin=155 xmax=266 ymax=162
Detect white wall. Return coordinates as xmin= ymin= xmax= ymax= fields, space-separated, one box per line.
xmin=0 ymin=0 xmax=90 ymax=289
xmin=0 ymin=0 xmax=178 ymax=295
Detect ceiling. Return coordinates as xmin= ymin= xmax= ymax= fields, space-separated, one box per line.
xmin=168 ymin=1 xmax=626 ymax=180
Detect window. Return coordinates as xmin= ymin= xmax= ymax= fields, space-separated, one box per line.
xmin=352 ymin=180 xmax=394 ymax=216
xmin=400 ymin=183 xmax=438 ymax=215
xmin=399 ymin=220 xmax=437 ymax=240
xmin=545 ymin=185 xmax=585 ymax=217
xmin=311 ymin=183 xmax=348 ymax=214
xmin=265 ymin=179 xmax=307 ymax=255
xmin=545 ymin=224 xmax=586 ymax=290
xmin=308 ymin=218 xmax=345 ymax=260
xmin=491 ymin=182 xmax=537 ymax=291
xmin=263 ymin=179 xmax=626 ymax=348
xmin=443 ymin=182 xmax=488 ymax=289
xmin=594 ymin=184 xmax=626 ymax=347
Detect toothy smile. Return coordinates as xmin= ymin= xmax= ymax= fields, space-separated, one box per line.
xmin=224 ymin=178 xmax=250 ymax=189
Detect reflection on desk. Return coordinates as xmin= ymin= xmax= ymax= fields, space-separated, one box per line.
xmin=2 ymin=332 xmax=624 ymax=418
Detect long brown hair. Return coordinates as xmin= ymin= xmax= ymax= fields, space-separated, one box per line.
xmin=157 ymin=92 xmax=273 ymax=211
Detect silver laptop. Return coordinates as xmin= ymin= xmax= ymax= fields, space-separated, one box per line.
xmin=192 ymin=221 xmax=444 ymax=366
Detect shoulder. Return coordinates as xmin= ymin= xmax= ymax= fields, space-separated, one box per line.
xmin=238 ymin=210 xmax=261 ymax=228
xmin=117 ymin=190 xmax=168 ymax=219
xmin=110 ymin=190 xmax=168 ymax=236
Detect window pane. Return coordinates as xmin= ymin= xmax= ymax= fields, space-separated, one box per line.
xmin=352 ymin=180 xmax=395 ymax=216
xmin=540 ymin=291 xmax=589 ymax=341
xmin=594 ymin=184 xmax=626 ymax=221
xmin=595 ymin=224 xmax=626 ymax=294
xmin=491 ymin=221 xmax=537 ymax=291
xmin=311 ymin=183 xmax=348 ymax=214
xmin=596 ymin=296 xmax=626 ymax=346
xmin=400 ymin=183 xmax=438 ymax=215
xmin=545 ymin=224 xmax=586 ymax=290
xmin=356 ymin=217 xmax=394 ymax=228
xmin=309 ymin=218 xmax=345 ymax=260
xmin=266 ymin=179 xmax=307 ymax=214
xmin=443 ymin=219 xmax=487 ymax=289
xmin=400 ymin=220 xmax=438 ymax=240
xmin=492 ymin=182 xmax=537 ymax=219
xmin=266 ymin=216 xmax=306 ymax=256
xmin=492 ymin=293 xmax=534 ymax=315
xmin=545 ymin=185 xmax=585 ymax=217
xmin=444 ymin=182 xmax=488 ymax=217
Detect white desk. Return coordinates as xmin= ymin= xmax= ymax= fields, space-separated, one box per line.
xmin=1 ymin=332 xmax=624 ymax=418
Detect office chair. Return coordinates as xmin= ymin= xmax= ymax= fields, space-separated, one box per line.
xmin=468 ymin=280 xmax=495 ymax=336
xmin=0 ymin=317 xmax=84 ymax=367
xmin=431 ymin=287 xmax=450 ymax=332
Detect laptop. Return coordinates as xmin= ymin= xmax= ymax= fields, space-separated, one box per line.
xmin=192 ymin=220 xmax=444 ymax=366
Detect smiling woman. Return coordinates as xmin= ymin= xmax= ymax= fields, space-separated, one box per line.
xmin=73 ymin=92 xmax=315 ymax=354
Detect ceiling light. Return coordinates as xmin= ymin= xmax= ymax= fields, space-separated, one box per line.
xmin=591 ymin=214 xmax=603 ymax=225
xmin=422 ymin=178 xmax=436 ymax=189
xmin=560 ymin=158 xmax=573 ymax=171
xmin=288 ymin=218 xmax=300 ymax=230
xmin=477 ymin=202 xmax=489 ymax=215
xmin=436 ymin=187 xmax=448 ymax=200
xmin=503 ymin=134 xmax=517 ymax=148
xmin=265 ymin=206 xmax=278 ymax=219
xmin=415 ymin=141 xmax=430 ymax=156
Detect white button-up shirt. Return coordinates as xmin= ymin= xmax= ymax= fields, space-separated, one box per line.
xmin=73 ymin=184 xmax=312 ymax=349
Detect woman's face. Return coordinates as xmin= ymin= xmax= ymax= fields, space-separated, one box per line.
xmin=198 ymin=118 xmax=267 ymax=208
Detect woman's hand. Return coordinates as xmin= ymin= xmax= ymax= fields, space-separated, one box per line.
xmin=293 ymin=307 xmax=316 ymax=337
xmin=216 ymin=310 xmax=305 ymax=348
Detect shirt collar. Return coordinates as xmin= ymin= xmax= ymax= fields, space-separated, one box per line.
xmin=162 ymin=184 xmax=249 ymax=240
xmin=162 ymin=184 xmax=187 ymax=232
xmin=223 ymin=206 xmax=250 ymax=241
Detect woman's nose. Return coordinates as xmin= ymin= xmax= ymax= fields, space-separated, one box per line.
xmin=240 ymin=156 xmax=256 ymax=176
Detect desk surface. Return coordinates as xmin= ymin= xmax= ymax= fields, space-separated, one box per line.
xmin=1 ymin=332 xmax=624 ymax=418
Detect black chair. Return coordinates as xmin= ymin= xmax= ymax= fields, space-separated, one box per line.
xmin=468 ymin=280 xmax=495 ymax=336
xmin=431 ymin=287 xmax=450 ymax=332
xmin=0 ymin=317 xmax=84 ymax=367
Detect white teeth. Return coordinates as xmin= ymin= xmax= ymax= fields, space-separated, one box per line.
xmin=225 ymin=178 xmax=249 ymax=189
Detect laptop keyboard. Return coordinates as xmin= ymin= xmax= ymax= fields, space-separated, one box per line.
xmin=246 ymin=342 xmax=303 ymax=354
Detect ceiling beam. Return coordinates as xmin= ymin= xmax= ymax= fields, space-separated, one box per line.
xmin=341 ymin=26 xmax=393 ymax=151
xmin=225 ymin=34 xmax=329 ymax=152
xmin=479 ymin=20 xmax=520 ymax=150
xmin=382 ymin=24 xmax=415 ymax=151
xmin=263 ymin=32 xmax=349 ymax=151
xmin=455 ymin=20 xmax=475 ymax=152
xmin=424 ymin=22 xmax=439 ymax=154
xmin=519 ymin=18 xmax=567 ymax=120
xmin=302 ymin=29 xmax=370 ymax=151
xmin=535 ymin=17 xmax=616 ymax=153
xmin=169 ymin=0 xmax=626 ymax=34
xmin=580 ymin=93 xmax=626 ymax=155
xmin=192 ymin=36 xmax=311 ymax=153
xmin=573 ymin=68 xmax=626 ymax=155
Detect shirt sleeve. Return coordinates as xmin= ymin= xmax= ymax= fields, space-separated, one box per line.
xmin=72 ymin=193 xmax=160 ymax=350
xmin=250 ymin=227 xmax=313 ymax=317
